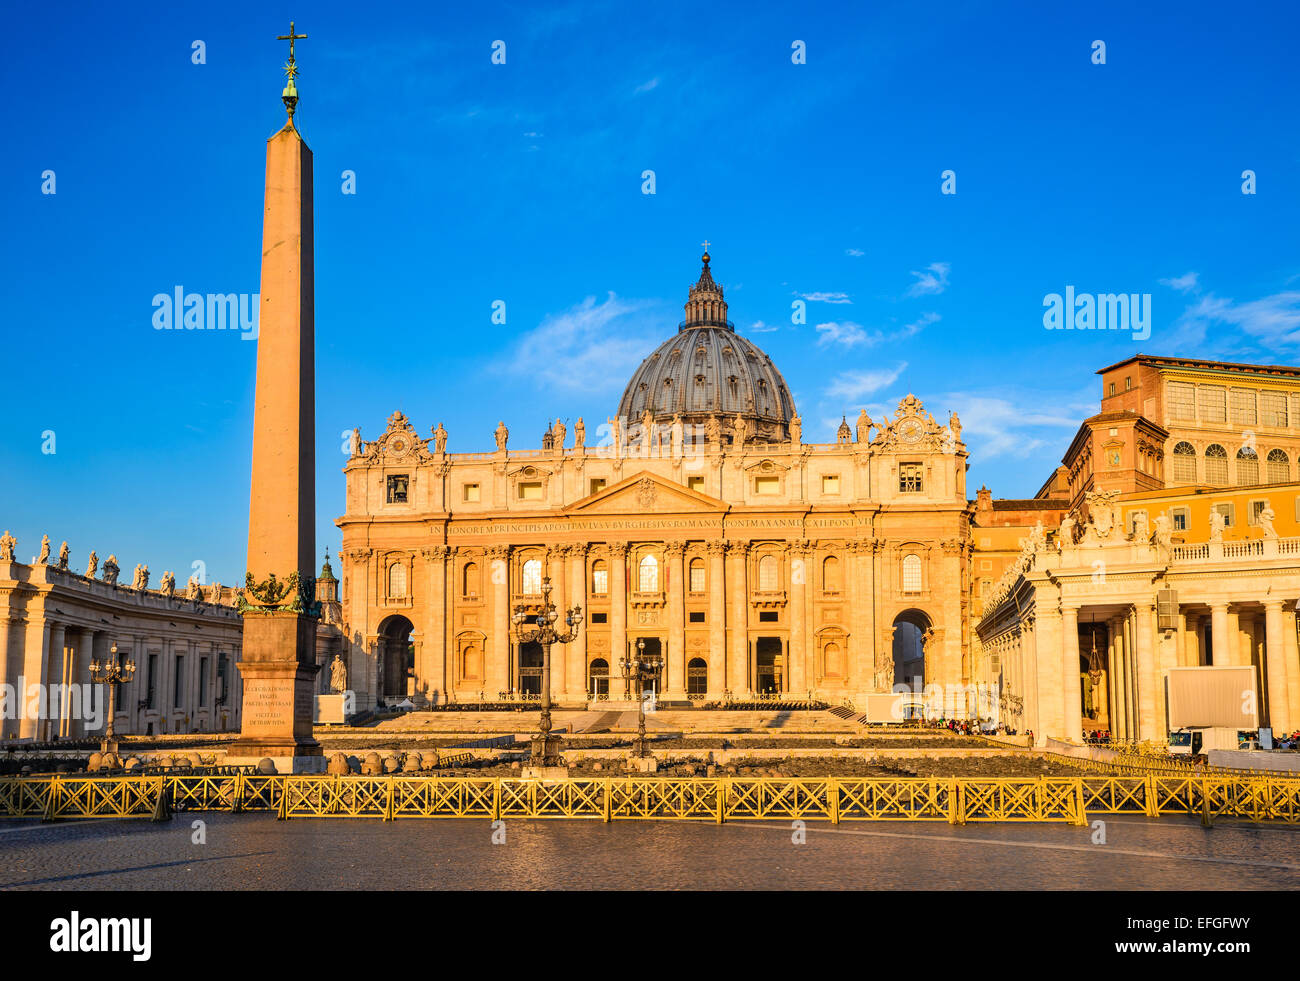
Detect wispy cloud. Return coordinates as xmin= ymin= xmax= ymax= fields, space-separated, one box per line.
xmin=942 ymin=392 xmax=1085 ymax=460
xmin=826 ymin=362 xmax=908 ymax=401
xmin=845 ymin=248 xmax=864 ymax=257
xmin=501 ymin=294 xmax=658 ymax=393
xmin=906 ymin=261 xmax=950 ymax=297
xmin=815 ymin=312 xmax=940 ymax=348
xmin=798 ymin=291 xmax=852 ymax=304
xmin=634 ymin=77 xmax=660 ymax=94
xmin=747 ymin=320 xmax=779 ymax=333
xmin=1160 ymin=271 xmax=1199 ymax=294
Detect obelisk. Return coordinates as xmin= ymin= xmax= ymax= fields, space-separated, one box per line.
xmin=229 ymin=22 xmax=322 ymax=768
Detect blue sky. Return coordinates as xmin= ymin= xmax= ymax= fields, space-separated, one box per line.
xmin=2 ymin=0 xmax=1299 ymax=585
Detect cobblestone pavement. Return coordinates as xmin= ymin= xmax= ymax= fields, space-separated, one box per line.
xmin=1 ymin=815 xmax=1298 ymax=890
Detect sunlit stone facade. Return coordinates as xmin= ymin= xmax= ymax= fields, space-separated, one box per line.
xmin=336 ymin=256 xmax=973 ymax=708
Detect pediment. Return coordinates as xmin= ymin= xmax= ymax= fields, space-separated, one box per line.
xmin=564 ymin=471 xmax=728 ymax=515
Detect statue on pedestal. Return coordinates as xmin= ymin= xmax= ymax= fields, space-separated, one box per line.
xmin=330 ymin=654 xmax=348 ymax=693
xmin=495 ymin=420 xmax=509 ymax=452
xmin=160 ymin=571 xmax=177 ymax=597
xmin=1209 ymin=509 xmax=1226 ymax=542
xmin=790 ymin=413 xmax=802 ymax=446
xmin=574 ymin=417 xmax=586 ymax=449
xmin=432 ymin=422 xmax=447 ymax=455
xmin=103 ymin=555 xmax=120 ymax=585
xmin=57 ymin=541 xmax=70 ymax=570
xmin=86 ymin=550 xmax=98 ymax=578
xmin=0 ymin=531 xmax=15 ymax=562
xmin=38 ymin=535 xmax=50 ymax=565
xmin=856 ymin=409 xmax=872 ymax=444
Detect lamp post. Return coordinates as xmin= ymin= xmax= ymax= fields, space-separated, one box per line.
xmin=89 ymin=643 xmax=135 ymax=756
xmin=620 ymin=637 xmax=664 ymax=758
xmin=511 ymin=576 xmax=581 ymax=767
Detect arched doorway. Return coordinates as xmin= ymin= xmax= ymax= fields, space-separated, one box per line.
xmin=755 ymin=637 xmax=784 ymax=693
xmin=378 ymin=615 xmax=415 ymax=703
xmin=588 ymin=658 xmax=609 ymax=698
xmin=892 ymin=609 xmax=931 ymax=691
xmin=687 ymin=657 xmax=708 ymax=698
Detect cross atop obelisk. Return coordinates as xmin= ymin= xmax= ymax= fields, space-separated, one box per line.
xmin=277 ymin=21 xmax=308 ymax=118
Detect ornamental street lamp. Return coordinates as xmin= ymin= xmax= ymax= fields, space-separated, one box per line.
xmin=620 ymin=637 xmax=664 ymax=758
xmin=89 ymin=643 xmax=135 ymax=755
xmin=511 ymin=576 xmax=581 ymax=766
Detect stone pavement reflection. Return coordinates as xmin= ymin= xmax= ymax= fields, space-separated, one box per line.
xmin=1 ymin=815 xmax=1298 ymax=890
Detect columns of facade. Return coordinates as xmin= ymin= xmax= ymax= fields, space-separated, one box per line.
xmin=1285 ymin=607 xmax=1300 ymax=732
xmin=706 ymin=542 xmax=727 ymax=699
xmin=547 ymin=546 xmax=566 ymax=702
xmin=609 ymin=543 xmax=629 ymax=696
xmin=566 ymin=544 xmax=587 ymax=699
xmin=1106 ymin=619 xmax=1121 ymax=740
xmin=727 ymin=542 xmax=749 ymax=694
xmin=847 ymin=542 xmax=868 ymax=694
xmin=665 ymin=541 xmax=686 ymax=697
xmin=1134 ymin=602 xmax=1159 ymax=742
xmin=487 ymin=545 xmax=510 ymax=697
xmin=1060 ymin=606 xmax=1082 ymax=743
xmin=423 ymin=545 xmax=449 ymax=706
xmin=1021 ymin=617 xmax=1041 ymax=742
xmin=1264 ymin=601 xmax=1290 ymax=734
xmin=1033 ymin=607 xmax=1063 ymax=742
xmin=1122 ymin=613 xmax=1137 ymax=742
xmin=789 ymin=542 xmax=808 ymax=696
xmin=19 ymin=619 xmax=48 ymax=739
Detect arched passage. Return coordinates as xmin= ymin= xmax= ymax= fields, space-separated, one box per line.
xmin=892 ymin=609 xmax=931 ymax=691
xmin=377 ymin=615 xmax=415 ymax=703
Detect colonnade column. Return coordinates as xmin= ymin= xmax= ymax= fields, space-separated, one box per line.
xmin=1021 ymin=616 xmax=1040 ymax=743
xmin=1285 ymin=606 xmax=1300 ymax=732
xmin=609 ymin=543 xmax=628 ymax=697
xmin=487 ymin=545 xmax=510 ymax=697
xmin=1210 ymin=603 xmax=1229 ymax=667
xmin=1061 ymin=606 xmax=1082 ymax=743
xmin=706 ymin=542 xmax=726 ymax=699
xmin=1134 ymin=602 xmax=1159 ymax=742
xmin=665 ymin=542 xmax=686 ymax=697
xmin=1264 ymin=601 xmax=1290 ymax=734
xmin=726 ymin=542 xmax=749 ymax=694
xmin=1034 ymin=608 xmax=1063 ymax=742
xmin=788 ymin=542 xmax=808 ymax=696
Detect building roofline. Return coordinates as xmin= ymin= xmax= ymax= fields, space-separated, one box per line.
xmin=1096 ymin=353 xmax=1300 ymax=378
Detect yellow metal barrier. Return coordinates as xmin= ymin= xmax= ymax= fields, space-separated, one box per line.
xmin=3 ymin=773 xmax=1299 ymax=823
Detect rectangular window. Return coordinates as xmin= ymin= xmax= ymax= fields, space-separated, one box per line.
xmin=1167 ymin=381 xmax=1196 ymax=421
xmin=1260 ymin=391 xmax=1288 ymax=428
xmin=147 ymin=654 xmax=158 ymax=711
xmin=1125 ymin=376 xmax=1132 ymax=391
xmin=688 ymin=476 xmax=705 ymax=493
xmin=754 ymin=476 xmax=779 ymax=495
xmin=1249 ymin=499 xmax=1269 ymax=525
xmin=1213 ymin=502 xmax=1235 ymax=527
xmin=1230 ymin=388 xmax=1257 ymax=427
xmin=174 ymin=655 xmax=185 ymax=708
xmin=589 ymin=478 xmax=607 ymax=495
xmin=592 ymin=568 xmax=608 ymax=595
xmin=821 ymin=474 xmax=840 ymax=495
xmin=899 ymin=463 xmax=923 ymax=493
xmin=758 ymin=611 xmax=778 ymax=623
xmin=1108 ymin=382 xmax=1116 ymax=397
xmin=590 ymin=612 xmax=607 ymax=624
xmin=689 ymin=611 xmax=706 ymax=623
xmin=1198 ymin=385 xmax=1227 ymax=423
xmin=463 ymin=483 xmax=480 ymax=502
xmin=386 ymin=474 xmax=409 ymax=504
xmin=1171 ymin=507 xmax=1189 ymax=532
xmin=518 ymin=481 xmax=543 ymax=500
xmin=199 ymin=656 xmax=209 ymax=706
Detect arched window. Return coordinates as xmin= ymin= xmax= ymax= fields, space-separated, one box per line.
xmin=387 ymin=562 xmax=407 ymax=598
xmin=687 ymin=657 xmax=708 ymax=695
xmin=1171 ymin=442 xmax=1196 ymax=483
xmin=1236 ymin=447 xmax=1259 ymax=486
xmin=522 ymin=558 xmax=542 ymax=595
xmin=462 ymin=561 xmax=480 ymax=598
xmin=638 ymin=554 xmax=659 ymax=592
xmin=1204 ymin=444 xmax=1228 ymax=486
xmin=822 ymin=555 xmax=841 ymax=593
xmin=688 ymin=557 xmax=705 ymax=593
xmin=1268 ymin=449 xmax=1290 ymax=483
xmin=902 ymin=553 xmax=922 ymax=595
xmin=591 ymin=559 xmax=608 ymax=596
xmin=758 ymin=554 xmax=778 ymax=591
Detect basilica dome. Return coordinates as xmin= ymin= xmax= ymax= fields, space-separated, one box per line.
xmin=616 ymin=252 xmax=797 ymax=444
